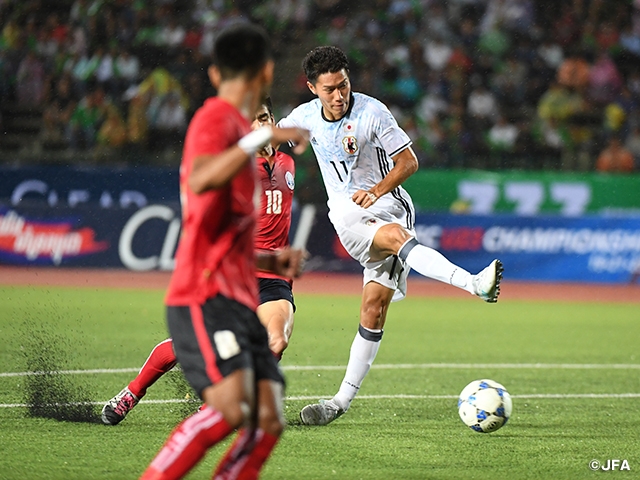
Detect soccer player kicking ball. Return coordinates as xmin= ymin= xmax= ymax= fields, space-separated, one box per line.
xmin=102 ymin=98 xmax=296 ymax=424
xmin=277 ymin=46 xmax=503 ymax=426
xmin=138 ymin=24 xmax=308 ymax=480
xmin=102 ymin=98 xmax=298 ymax=426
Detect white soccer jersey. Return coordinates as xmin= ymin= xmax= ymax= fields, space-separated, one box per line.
xmin=278 ymin=92 xmax=416 ymax=229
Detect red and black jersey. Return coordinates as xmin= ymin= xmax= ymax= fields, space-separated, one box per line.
xmin=255 ymin=150 xmax=295 ymax=282
xmin=166 ymin=97 xmax=258 ymax=310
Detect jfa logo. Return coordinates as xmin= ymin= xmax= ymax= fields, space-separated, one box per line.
xmin=589 ymin=459 xmax=630 ymax=471
xmin=342 ymin=136 xmax=358 ymax=155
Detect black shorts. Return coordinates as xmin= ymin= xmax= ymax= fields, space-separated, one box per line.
xmin=167 ymin=295 xmax=284 ymax=398
xmin=258 ymin=278 xmax=295 ymax=312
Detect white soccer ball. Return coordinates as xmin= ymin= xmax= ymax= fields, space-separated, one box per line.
xmin=458 ymin=379 xmax=512 ymax=433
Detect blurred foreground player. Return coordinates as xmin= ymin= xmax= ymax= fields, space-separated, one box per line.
xmin=139 ymin=24 xmax=307 ymax=480
xmin=102 ymin=99 xmax=297 ymax=426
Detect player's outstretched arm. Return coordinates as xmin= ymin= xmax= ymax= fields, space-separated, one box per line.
xmin=189 ymin=127 xmax=273 ymax=193
xmin=352 ymin=146 xmax=419 ymax=208
xmin=189 ymin=147 xmax=253 ymax=193
xmin=272 ymin=126 xmax=309 ymax=155
xmin=189 ymin=127 xmax=308 ymax=194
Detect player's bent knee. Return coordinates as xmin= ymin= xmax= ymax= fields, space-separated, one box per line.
xmin=269 ymin=336 xmax=289 ymax=356
xmin=217 ymin=400 xmax=251 ymax=429
xmin=373 ymin=224 xmax=412 ymax=258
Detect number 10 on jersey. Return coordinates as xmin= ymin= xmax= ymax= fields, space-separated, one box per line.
xmin=265 ymin=190 xmax=282 ymax=214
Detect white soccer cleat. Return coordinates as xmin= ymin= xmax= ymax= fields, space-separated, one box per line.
xmin=300 ymin=399 xmax=345 ymax=426
xmin=472 ymin=259 xmax=503 ymax=303
xmin=101 ymin=387 xmax=139 ymax=425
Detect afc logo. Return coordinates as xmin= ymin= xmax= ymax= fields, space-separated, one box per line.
xmin=342 ymin=136 xmax=358 ymax=155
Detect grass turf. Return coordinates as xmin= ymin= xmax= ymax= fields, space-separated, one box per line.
xmin=1 ymin=285 xmax=639 ymax=479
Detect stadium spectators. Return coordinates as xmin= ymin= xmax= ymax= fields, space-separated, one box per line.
xmin=16 ymin=50 xmax=45 ymax=107
xmin=66 ymin=86 xmax=108 ymax=151
xmin=596 ymin=136 xmax=635 ymax=173
xmin=1 ymin=0 xmax=640 ymax=171
xmin=114 ymin=49 xmax=140 ymax=91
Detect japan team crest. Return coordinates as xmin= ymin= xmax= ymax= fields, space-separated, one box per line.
xmin=342 ymin=136 xmax=358 ymax=154
xmin=285 ymin=171 xmax=295 ymax=190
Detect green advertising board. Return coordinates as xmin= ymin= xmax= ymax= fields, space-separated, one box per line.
xmin=403 ymin=170 xmax=640 ymax=216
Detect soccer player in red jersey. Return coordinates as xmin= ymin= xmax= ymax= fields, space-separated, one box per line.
xmin=102 ymin=98 xmax=298 ymax=426
xmin=253 ymin=96 xmax=297 ymax=358
xmin=138 ymin=24 xmax=307 ymax=480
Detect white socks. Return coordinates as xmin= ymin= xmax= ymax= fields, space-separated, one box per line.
xmin=331 ymin=238 xmax=475 ymax=411
xmin=332 ymin=326 xmax=382 ymax=411
xmin=399 ymin=238 xmax=474 ymax=294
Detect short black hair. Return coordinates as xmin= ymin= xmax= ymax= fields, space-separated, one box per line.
xmin=213 ymin=23 xmax=272 ymax=80
xmin=263 ymin=95 xmax=273 ymax=115
xmin=302 ymin=46 xmax=350 ymax=84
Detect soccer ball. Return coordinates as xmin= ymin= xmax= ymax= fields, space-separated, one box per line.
xmin=458 ymin=379 xmax=512 ymax=433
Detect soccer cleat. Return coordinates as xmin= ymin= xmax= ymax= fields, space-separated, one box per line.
xmin=101 ymin=387 xmax=139 ymax=425
xmin=300 ymin=399 xmax=345 ymax=426
xmin=472 ymin=259 xmax=503 ymax=303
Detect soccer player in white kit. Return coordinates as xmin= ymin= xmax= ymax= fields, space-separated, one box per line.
xmin=278 ymin=46 xmax=503 ymax=425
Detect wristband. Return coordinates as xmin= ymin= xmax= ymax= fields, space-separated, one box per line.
xmin=238 ymin=126 xmax=273 ymax=156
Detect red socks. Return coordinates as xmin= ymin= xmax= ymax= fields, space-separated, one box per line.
xmin=129 ymin=339 xmax=177 ymax=399
xmin=140 ymin=411 xmax=279 ymax=480
xmin=213 ymin=429 xmax=280 ymax=480
xmin=136 ymin=340 xmax=280 ymax=479
xmin=140 ymin=406 xmax=233 ymax=480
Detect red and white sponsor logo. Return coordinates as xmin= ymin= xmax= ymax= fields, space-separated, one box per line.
xmin=0 ymin=210 xmax=108 ymax=264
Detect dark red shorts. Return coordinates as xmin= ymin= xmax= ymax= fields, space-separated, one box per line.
xmin=166 ymin=295 xmax=284 ymax=398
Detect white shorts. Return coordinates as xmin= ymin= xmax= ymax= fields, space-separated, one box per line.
xmin=328 ymin=207 xmax=414 ymax=302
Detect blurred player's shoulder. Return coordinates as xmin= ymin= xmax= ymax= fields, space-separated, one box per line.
xmin=187 ymin=97 xmax=248 ymax=140
xmin=194 ymin=97 xmax=238 ymax=119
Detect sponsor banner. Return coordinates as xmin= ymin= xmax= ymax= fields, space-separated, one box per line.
xmin=2 ymin=203 xmax=639 ymax=283
xmin=3 ymin=166 xmax=640 ymax=218
xmin=414 ymin=213 xmax=640 ymax=284
xmin=0 ymin=165 xmax=179 ymax=208
xmin=403 ymin=170 xmax=640 ymax=217
xmin=0 ymin=203 xmax=344 ymax=272
xmin=0 ymin=204 xmax=180 ymax=269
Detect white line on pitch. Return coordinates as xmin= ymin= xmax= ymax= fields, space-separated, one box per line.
xmin=3 ymin=363 xmax=640 ymax=378
xmin=283 ymin=363 xmax=640 ymax=371
xmin=0 ymin=368 xmax=141 ymax=377
xmin=2 ymin=393 xmax=640 ymax=409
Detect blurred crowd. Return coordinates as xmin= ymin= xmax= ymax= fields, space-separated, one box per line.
xmin=299 ymin=0 xmax=640 ymax=172
xmin=1 ymin=0 xmax=639 ymax=172
xmin=0 ymin=0 xmax=342 ymax=159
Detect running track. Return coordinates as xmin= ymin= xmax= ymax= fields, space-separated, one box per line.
xmin=0 ymin=267 xmax=638 ymax=303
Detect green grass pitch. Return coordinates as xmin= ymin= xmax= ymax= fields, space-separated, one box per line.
xmin=1 ymin=284 xmax=639 ymax=479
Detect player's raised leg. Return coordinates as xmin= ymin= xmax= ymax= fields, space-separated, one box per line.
xmin=102 ymin=338 xmax=177 ymax=425
xmin=375 ymin=224 xmax=503 ymax=303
